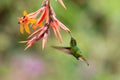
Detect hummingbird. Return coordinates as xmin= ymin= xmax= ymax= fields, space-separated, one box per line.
xmin=52 ymin=37 xmax=89 ymax=66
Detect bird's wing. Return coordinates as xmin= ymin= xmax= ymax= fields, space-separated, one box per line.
xmin=78 ymin=55 xmax=89 ymax=66
xmin=51 ymin=46 xmax=72 ymax=54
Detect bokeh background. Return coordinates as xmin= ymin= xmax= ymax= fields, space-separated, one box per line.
xmin=0 ymin=0 xmax=120 ymax=80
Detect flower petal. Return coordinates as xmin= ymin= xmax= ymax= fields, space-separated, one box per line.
xmin=19 ymin=41 xmax=28 ymax=43
xmin=50 ymin=6 xmax=56 ymax=16
xmin=36 ymin=8 xmax=47 ymax=29
xmin=28 ymin=19 xmax=36 ymax=24
xmin=38 ymin=22 xmax=43 ymax=27
xmin=50 ymin=22 xmax=57 ymax=39
xmin=55 ymin=27 xmax=62 ymax=43
xmin=24 ymin=44 xmax=32 ymax=51
xmin=20 ymin=24 xmax=24 ymax=34
xmin=23 ymin=10 xmax=27 ymax=16
xmin=52 ymin=21 xmax=62 ymax=43
xmin=52 ymin=15 xmax=70 ymax=32
xmin=24 ymin=24 xmax=30 ymax=34
xmin=28 ymin=7 xmax=45 ymax=19
xmin=42 ymin=32 xmax=48 ymax=50
xmin=58 ymin=21 xmax=70 ymax=32
xmin=37 ymin=26 xmax=48 ymax=38
xmin=33 ymin=22 xmax=42 ymax=30
xmin=58 ymin=0 xmax=67 ymax=9
xmin=25 ymin=37 xmax=37 ymax=50
xmin=18 ymin=17 xmax=23 ymax=21
xmin=28 ymin=26 xmax=44 ymax=39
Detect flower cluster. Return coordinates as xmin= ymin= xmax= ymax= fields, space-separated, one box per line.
xmin=18 ymin=0 xmax=70 ymax=50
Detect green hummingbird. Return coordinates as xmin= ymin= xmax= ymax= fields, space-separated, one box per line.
xmin=52 ymin=37 xmax=89 ymax=66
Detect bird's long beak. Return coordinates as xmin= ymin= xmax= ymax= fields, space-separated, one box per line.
xmin=78 ymin=56 xmax=89 ymax=66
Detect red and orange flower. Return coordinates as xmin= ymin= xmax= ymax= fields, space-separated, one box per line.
xmin=18 ymin=0 xmax=70 ymax=50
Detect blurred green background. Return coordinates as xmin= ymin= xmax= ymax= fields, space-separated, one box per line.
xmin=0 ymin=0 xmax=120 ymax=80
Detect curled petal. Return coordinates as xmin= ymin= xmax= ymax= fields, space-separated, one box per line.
xmin=36 ymin=34 xmax=44 ymax=41
xmin=28 ymin=26 xmax=44 ymax=39
xmin=28 ymin=25 xmax=48 ymax=39
xmin=54 ymin=25 xmax=62 ymax=43
xmin=24 ymin=37 xmax=37 ymax=50
xmin=19 ymin=40 xmax=31 ymax=50
xmin=24 ymin=24 xmax=30 ymax=34
xmin=46 ymin=5 xmax=50 ymax=23
xmin=38 ymin=22 xmax=43 ymax=28
xmin=20 ymin=24 xmax=24 ymax=34
xmin=50 ymin=22 xmax=57 ymax=39
xmin=26 ymin=37 xmax=35 ymax=45
xmin=28 ymin=7 xmax=45 ymax=19
xmin=37 ymin=26 xmax=48 ymax=38
xmin=52 ymin=15 xmax=70 ymax=32
xmin=52 ymin=21 xmax=62 ymax=43
xmin=50 ymin=6 xmax=56 ymax=16
xmin=33 ymin=8 xmax=46 ymax=30
xmin=18 ymin=18 xmax=23 ymax=21
xmin=42 ymin=32 xmax=48 ymax=49
xmin=23 ymin=10 xmax=27 ymax=16
xmin=24 ymin=44 xmax=32 ymax=51
xmin=58 ymin=0 xmax=67 ymax=9
xmin=32 ymin=25 xmax=37 ymax=30
xmin=33 ymin=22 xmax=42 ymax=30
xmin=37 ymin=6 xmax=46 ymax=13
xmin=19 ymin=41 xmax=28 ymax=43
xmin=58 ymin=21 xmax=70 ymax=32
xmin=38 ymin=9 xmax=46 ymax=24
xmin=28 ymin=19 xmax=36 ymax=24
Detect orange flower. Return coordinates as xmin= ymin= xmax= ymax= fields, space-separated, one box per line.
xmin=18 ymin=5 xmax=46 ymax=34
xmin=18 ymin=0 xmax=70 ymax=50
xmin=18 ymin=10 xmax=36 ymax=34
